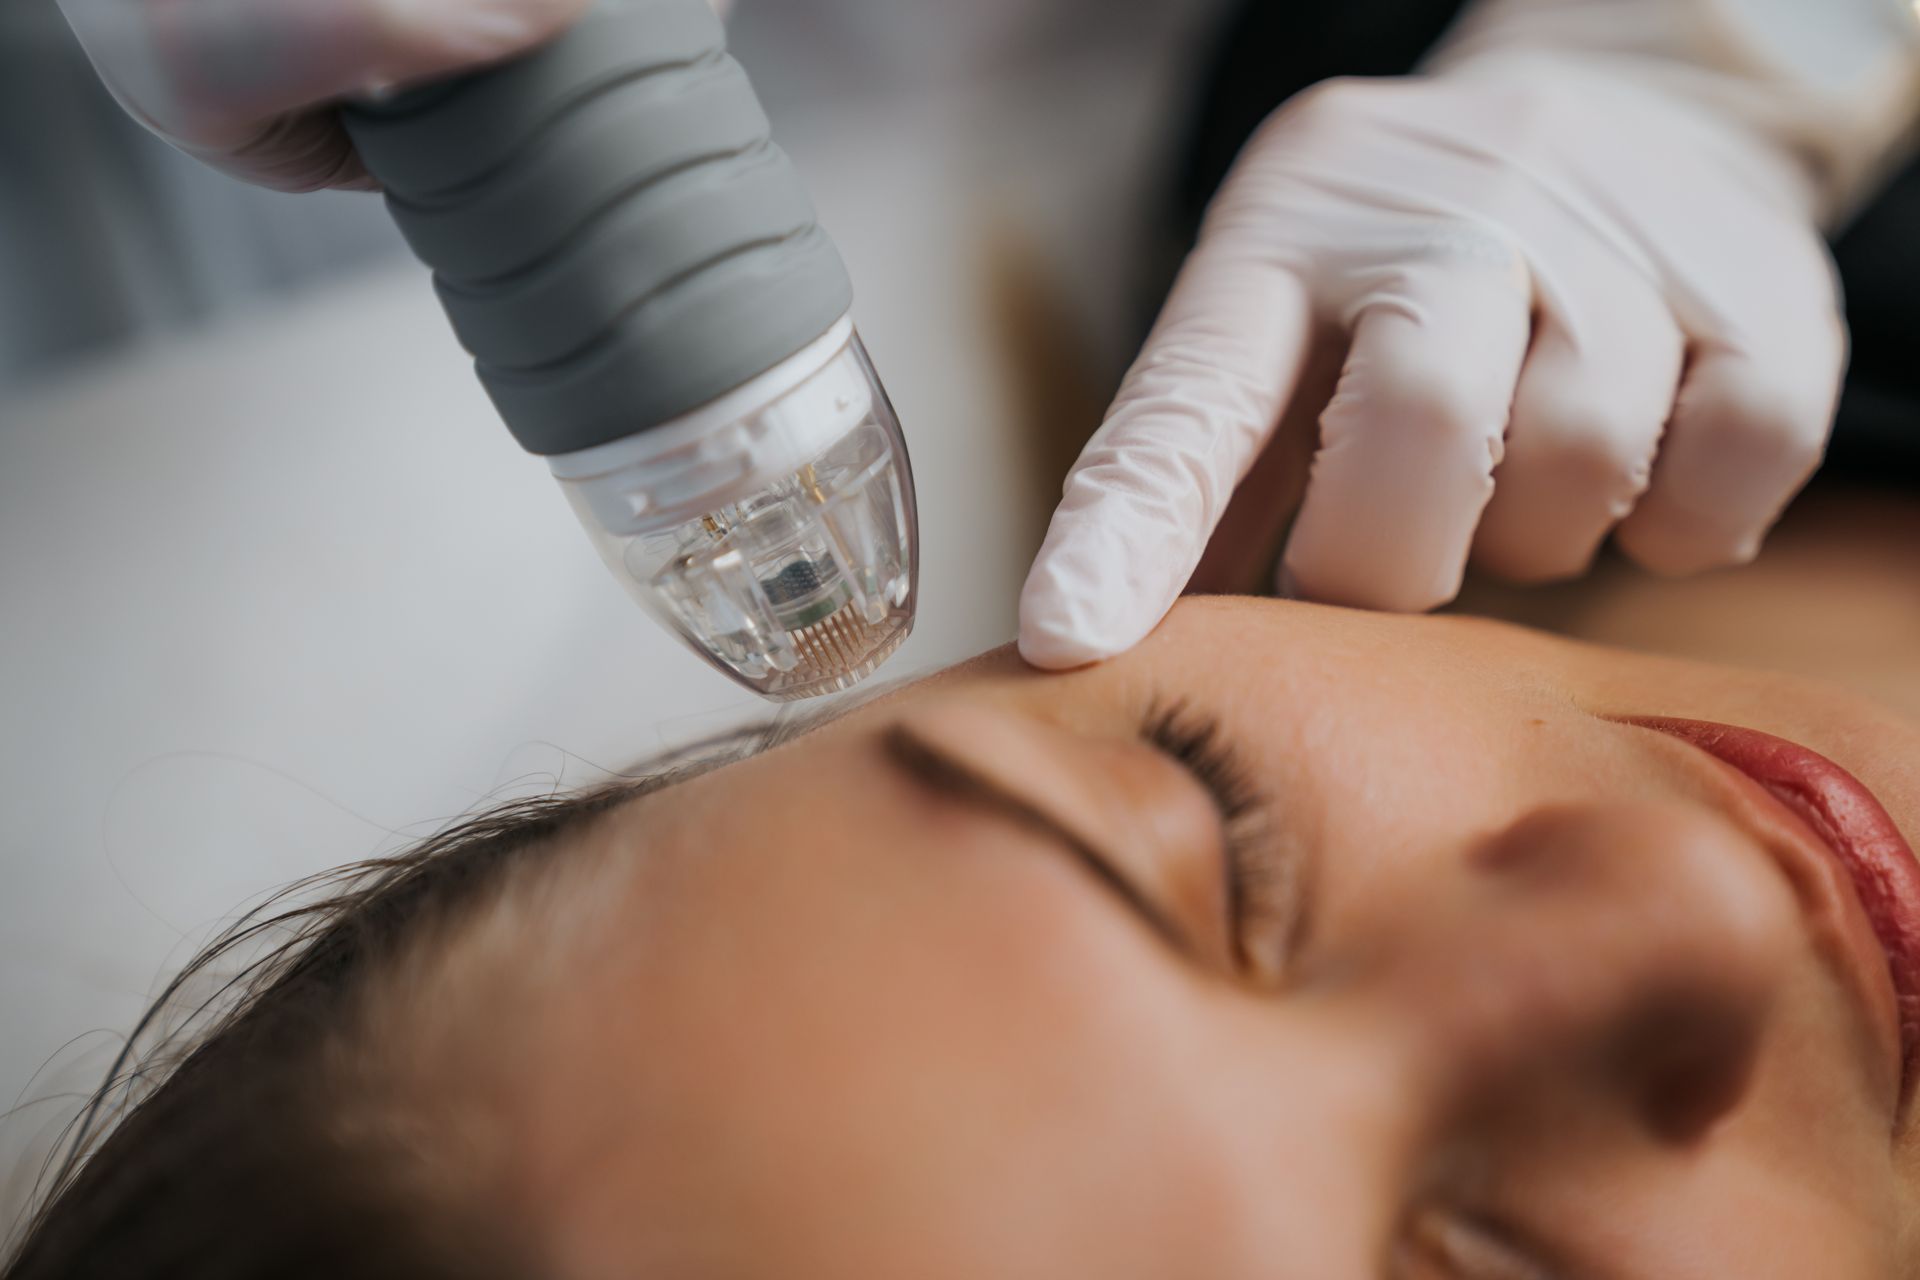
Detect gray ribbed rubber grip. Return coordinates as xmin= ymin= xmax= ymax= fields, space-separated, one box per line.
xmin=339 ymin=0 xmax=853 ymax=457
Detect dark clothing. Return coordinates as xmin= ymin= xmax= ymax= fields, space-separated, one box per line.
xmin=1171 ymin=0 xmax=1920 ymax=478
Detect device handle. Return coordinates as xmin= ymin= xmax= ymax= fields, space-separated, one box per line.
xmin=341 ymin=0 xmax=854 ymax=456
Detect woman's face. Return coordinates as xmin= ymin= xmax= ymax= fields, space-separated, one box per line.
xmin=464 ymin=599 xmax=1920 ymax=1277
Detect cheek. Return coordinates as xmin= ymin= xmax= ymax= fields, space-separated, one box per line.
xmin=614 ymin=809 xmax=1379 ymax=1275
xmin=734 ymin=840 xmax=1234 ymax=1271
xmin=739 ymin=860 xmax=1422 ymax=1280
xmin=1512 ymin=1145 xmax=1899 ymax=1278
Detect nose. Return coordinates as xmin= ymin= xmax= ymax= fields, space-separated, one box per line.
xmin=1371 ymin=802 xmax=1801 ymax=1144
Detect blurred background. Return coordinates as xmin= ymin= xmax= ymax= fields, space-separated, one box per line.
xmin=0 ymin=0 xmax=1238 ymax=1215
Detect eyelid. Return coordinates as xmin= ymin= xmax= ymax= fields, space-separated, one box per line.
xmin=880 ymin=720 xmax=1196 ymax=956
xmin=882 ymin=700 xmax=1280 ymax=974
xmin=1140 ymin=699 xmax=1305 ymax=985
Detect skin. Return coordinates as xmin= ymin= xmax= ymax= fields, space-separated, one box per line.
xmin=1450 ymin=483 xmax=1920 ymax=720
xmin=383 ymin=594 xmax=1920 ymax=1279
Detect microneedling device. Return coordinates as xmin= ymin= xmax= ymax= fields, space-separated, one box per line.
xmin=340 ymin=0 xmax=916 ymax=701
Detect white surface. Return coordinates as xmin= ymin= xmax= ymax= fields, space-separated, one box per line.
xmin=0 ymin=0 xmax=1231 ymax=1222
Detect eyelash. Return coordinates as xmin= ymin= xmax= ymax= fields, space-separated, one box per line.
xmin=1141 ymin=700 xmax=1284 ymax=972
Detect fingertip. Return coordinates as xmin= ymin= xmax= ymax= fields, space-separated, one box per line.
xmin=1015 ymin=625 xmax=1112 ymax=672
xmin=1016 ymin=560 xmax=1154 ymax=671
xmin=1612 ymin=345 xmax=1833 ymax=579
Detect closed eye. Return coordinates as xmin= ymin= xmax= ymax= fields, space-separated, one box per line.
xmin=1141 ymin=699 xmax=1306 ymax=983
xmin=882 ymin=722 xmax=1196 ymax=955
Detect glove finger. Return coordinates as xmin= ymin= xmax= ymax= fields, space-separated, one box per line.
xmin=1471 ymin=291 xmax=1684 ymax=582
xmin=1602 ymin=172 xmax=1847 ymax=574
xmin=1612 ymin=336 xmax=1844 ymax=575
xmin=1018 ymin=247 xmax=1315 ymax=670
xmin=1281 ymin=232 xmax=1532 ymax=612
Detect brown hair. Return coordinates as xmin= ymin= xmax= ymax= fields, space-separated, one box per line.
xmin=0 ymin=722 xmax=774 ymax=1280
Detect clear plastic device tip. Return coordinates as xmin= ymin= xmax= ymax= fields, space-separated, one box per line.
xmin=549 ymin=320 xmax=918 ymax=701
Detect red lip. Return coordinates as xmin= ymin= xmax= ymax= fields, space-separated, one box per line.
xmin=1632 ymin=717 xmax=1920 ymax=1088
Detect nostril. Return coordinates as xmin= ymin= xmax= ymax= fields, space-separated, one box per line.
xmin=1611 ymin=991 xmax=1766 ymax=1145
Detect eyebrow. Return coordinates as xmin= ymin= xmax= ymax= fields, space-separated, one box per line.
xmin=880 ymin=723 xmax=1195 ymax=956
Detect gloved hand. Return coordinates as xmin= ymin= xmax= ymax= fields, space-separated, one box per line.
xmin=56 ymin=0 xmax=723 ymax=192
xmin=1020 ymin=0 xmax=1920 ymax=669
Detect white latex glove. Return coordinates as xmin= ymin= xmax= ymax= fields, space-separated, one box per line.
xmin=1020 ymin=0 xmax=1920 ymax=669
xmin=56 ymin=0 xmax=729 ymax=192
